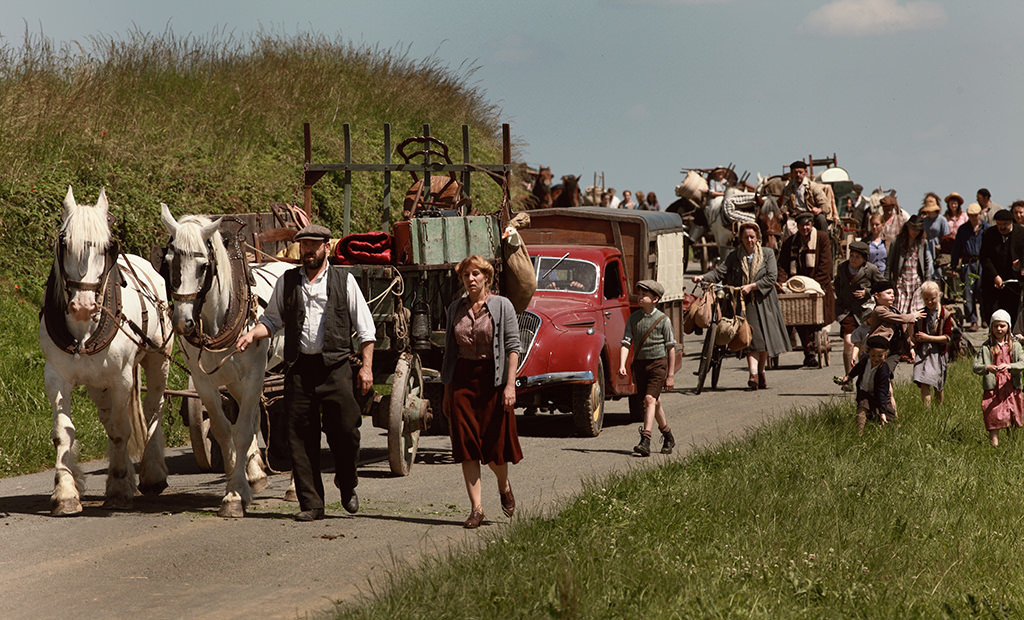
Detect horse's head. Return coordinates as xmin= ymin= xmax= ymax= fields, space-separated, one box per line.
xmin=160 ymin=203 xmax=226 ymax=336
xmin=538 ymin=166 xmax=552 ymax=185
xmin=58 ymin=186 xmax=118 ymax=322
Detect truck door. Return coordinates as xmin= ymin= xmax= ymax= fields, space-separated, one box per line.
xmin=602 ymin=258 xmax=632 ymax=394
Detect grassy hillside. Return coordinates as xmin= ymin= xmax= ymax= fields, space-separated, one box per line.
xmin=0 ymin=29 xmax=510 ymax=475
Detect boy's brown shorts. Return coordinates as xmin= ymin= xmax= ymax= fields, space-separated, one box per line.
xmin=633 ymin=357 xmax=668 ymax=398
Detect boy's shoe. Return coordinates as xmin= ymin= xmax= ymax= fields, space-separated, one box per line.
xmin=660 ymin=430 xmax=676 ymax=454
xmin=633 ymin=428 xmax=651 ymax=457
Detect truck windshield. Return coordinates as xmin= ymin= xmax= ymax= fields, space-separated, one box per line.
xmin=533 ymin=256 xmax=598 ymax=293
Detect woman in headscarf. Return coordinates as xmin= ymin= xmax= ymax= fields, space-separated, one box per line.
xmin=695 ymin=222 xmax=790 ymax=390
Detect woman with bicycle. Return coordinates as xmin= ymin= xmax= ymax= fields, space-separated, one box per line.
xmin=694 ymin=222 xmax=789 ymax=390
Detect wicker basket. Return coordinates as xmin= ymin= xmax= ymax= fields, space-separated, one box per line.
xmin=778 ymin=292 xmax=825 ymax=326
xmin=675 ymin=170 xmax=709 ymax=201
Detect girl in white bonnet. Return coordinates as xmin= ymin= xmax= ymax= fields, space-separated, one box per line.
xmin=974 ymin=309 xmax=1024 ymax=446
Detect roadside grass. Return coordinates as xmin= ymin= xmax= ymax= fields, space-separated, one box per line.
xmin=0 ymin=278 xmax=188 ymax=476
xmin=335 ymin=359 xmax=1024 ymax=618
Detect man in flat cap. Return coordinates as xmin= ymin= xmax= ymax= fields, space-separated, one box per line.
xmin=778 ymin=211 xmax=835 ymax=366
xmin=834 ymin=240 xmax=885 ymax=374
xmin=951 ymin=203 xmax=988 ymax=330
xmin=980 ymin=208 xmax=1023 ymax=323
xmin=237 ymin=223 xmax=376 ymax=521
xmin=779 ymin=160 xmax=836 ymax=232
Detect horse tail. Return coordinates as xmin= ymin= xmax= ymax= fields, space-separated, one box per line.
xmin=127 ymin=364 xmax=147 ymax=461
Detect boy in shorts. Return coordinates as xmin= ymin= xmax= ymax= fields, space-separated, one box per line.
xmin=620 ymin=280 xmax=677 ymax=456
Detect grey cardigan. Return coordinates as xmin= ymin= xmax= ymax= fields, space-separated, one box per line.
xmin=973 ymin=339 xmax=1024 ymax=392
xmin=441 ymin=294 xmax=521 ymax=387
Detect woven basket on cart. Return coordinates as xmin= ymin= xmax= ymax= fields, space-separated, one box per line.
xmin=675 ymin=170 xmax=709 ymax=201
xmin=778 ymin=292 xmax=825 ymax=326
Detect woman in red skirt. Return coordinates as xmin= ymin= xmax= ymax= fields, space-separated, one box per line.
xmin=441 ymin=255 xmax=522 ymax=528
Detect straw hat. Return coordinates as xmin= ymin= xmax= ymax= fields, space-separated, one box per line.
xmin=945 ymin=192 xmax=964 ymax=205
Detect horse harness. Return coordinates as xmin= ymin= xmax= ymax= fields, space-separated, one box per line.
xmin=160 ymin=220 xmax=257 ymax=354
xmin=43 ymin=229 xmax=167 ymax=357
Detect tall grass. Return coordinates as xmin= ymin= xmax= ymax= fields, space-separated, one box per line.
xmin=0 ymin=28 xmax=507 ymax=473
xmin=336 ymin=360 xmax=1024 ymax=618
xmin=0 ymin=27 xmax=507 ymax=286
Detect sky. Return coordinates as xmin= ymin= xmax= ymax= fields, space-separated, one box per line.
xmin=4 ymin=0 xmax=1024 ymax=211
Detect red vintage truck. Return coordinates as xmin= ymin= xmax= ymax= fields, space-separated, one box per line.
xmin=514 ymin=207 xmax=688 ymax=436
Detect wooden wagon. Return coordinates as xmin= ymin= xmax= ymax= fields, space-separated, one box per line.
xmin=301 ymin=122 xmax=512 ymax=475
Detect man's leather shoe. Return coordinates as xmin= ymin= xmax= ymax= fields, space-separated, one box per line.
xmin=464 ymin=507 xmax=485 ymax=528
xmin=341 ymin=489 xmax=359 ymax=514
xmin=295 ymin=508 xmax=324 ymax=522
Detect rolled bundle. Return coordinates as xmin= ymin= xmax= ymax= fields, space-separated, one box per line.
xmin=675 ymin=170 xmax=709 ymax=201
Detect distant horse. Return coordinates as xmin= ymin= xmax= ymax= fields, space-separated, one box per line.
xmin=552 ymin=174 xmax=582 ymax=208
xmin=755 ymin=174 xmax=789 ymax=249
xmin=160 ymin=205 xmax=291 ymax=518
xmin=40 ymin=186 xmax=173 ymax=516
xmin=525 ymin=166 xmax=553 ymax=209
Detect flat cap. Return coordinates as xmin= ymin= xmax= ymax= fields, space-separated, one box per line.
xmin=865 ymin=335 xmax=890 ymax=350
xmin=871 ymin=279 xmax=894 ymax=294
xmin=293 ymin=224 xmax=332 ymax=242
xmin=966 ymin=202 xmax=982 ymax=215
xmin=789 ymin=160 xmax=808 ymax=170
xmin=795 ymin=212 xmax=815 ymax=224
xmin=636 ymin=279 xmax=665 ymax=298
xmin=994 ymin=208 xmax=1013 ymax=222
xmin=848 ymin=240 xmax=869 ymax=256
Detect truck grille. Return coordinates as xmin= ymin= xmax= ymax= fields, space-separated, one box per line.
xmin=516 ymin=311 xmax=541 ymax=371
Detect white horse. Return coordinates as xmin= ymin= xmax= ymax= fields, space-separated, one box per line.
xmin=160 ymin=204 xmax=290 ymax=517
xmin=39 ymin=187 xmax=173 ymax=516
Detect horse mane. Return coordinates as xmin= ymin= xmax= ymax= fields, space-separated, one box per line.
xmin=61 ymin=203 xmax=111 ymax=261
xmin=174 ymin=215 xmax=232 ymax=303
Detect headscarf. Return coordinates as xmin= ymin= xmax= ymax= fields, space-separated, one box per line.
xmin=740 ymin=240 xmax=764 ymax=286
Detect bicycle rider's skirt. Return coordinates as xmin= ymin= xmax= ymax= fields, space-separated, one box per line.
xmin=449 ymin=357 xmax=523 ymax=465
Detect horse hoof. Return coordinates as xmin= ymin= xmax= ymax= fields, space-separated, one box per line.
xmin=218 ymin=500 xmax=245 ymax=519
xmin=283 ymin=489 xmax=298 ymax=503
xmin=139 ymin=479 xmax=169 ymax=496
xmin=102 ymin=496 xmax=133 ymax=511
xmin=249 ymin=475 xmax=269 ymax=495
xmin=51 ymin=498 xmax=83 ymax=517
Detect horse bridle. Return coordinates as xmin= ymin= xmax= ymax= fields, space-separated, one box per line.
xmin=162 ymin=241 xmax=217 ymax=308
xmin=54 ymin=231 xmax=121 ymax=310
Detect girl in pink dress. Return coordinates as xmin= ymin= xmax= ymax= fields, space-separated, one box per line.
xmin=974 ymin=309 xmax=1024 ymax=446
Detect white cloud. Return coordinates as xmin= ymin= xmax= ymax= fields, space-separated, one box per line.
xmin=799 ymin=0 xmax=947 ymax=37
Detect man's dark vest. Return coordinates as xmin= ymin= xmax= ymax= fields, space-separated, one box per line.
xmin=282 ymin=265 xmax=352 ymax=368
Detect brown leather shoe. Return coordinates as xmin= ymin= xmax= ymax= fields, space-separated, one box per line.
xmin=463 ymin=507 xmax=485 ymax=529
xmin=500 ymin=483 xmax=515 ymax=518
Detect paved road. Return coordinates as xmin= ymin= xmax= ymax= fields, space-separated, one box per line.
xmin=0 ymin=328 xmax=888 ymax=619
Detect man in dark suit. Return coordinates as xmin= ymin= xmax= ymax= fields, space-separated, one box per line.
xmin=980 ymin=209 xmax=1022 ymax=323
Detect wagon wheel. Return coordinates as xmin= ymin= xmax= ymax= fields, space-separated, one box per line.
xmin=182 ymin=377 xmax=224 ymax=473
xmin=388 ymin=352 xmax=425 ymax=476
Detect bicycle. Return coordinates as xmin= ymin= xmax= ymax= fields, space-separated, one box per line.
xmin=694 ymin=281 xmax=741 ymax=394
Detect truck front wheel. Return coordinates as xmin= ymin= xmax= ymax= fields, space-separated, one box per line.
xmin=572 ymin=359 xmax=606 ymax=437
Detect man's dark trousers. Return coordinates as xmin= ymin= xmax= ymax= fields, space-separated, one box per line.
xmin=286 ymin=353 xmax=362 ymax=511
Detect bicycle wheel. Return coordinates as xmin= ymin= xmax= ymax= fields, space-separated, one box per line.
xmin=710 ymin=346 xmax=722 ymax=389
xmin=695 ymin=322 xmax=718 ymax=395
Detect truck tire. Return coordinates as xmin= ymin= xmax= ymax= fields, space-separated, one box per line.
xmin=572 ymin=359 xmax=605 ymax=437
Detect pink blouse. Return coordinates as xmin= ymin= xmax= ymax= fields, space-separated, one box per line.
xmin=453 ymin=298 xmax=494 ymax=360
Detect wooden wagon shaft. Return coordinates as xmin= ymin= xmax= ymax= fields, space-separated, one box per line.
xmin=302 ymin=122 xmax=511 ymax=234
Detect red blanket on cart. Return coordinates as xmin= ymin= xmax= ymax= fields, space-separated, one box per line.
xmin=333 ymin=231 xmax=392 ymax=265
